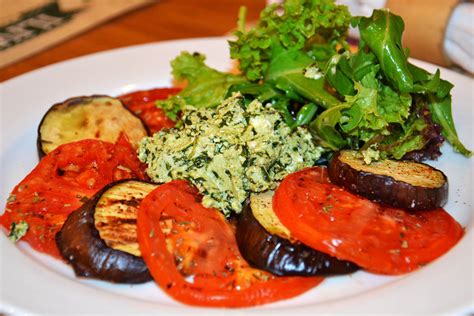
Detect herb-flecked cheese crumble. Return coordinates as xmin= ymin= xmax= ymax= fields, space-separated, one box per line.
xmin=138 ymin=93 xmax=323 ymax=215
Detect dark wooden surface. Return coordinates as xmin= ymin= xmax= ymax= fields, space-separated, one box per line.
xmin=0 ymin=0 xmax=266 ymax=82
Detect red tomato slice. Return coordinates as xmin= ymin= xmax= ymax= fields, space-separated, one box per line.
xmin=119 ymin=87 xmax=181 ymax=134
xmin=1 ymin=135 xmax=148 ymax=258
xmin=137 ymin=180 xmax=322 ymax=307
xmin=273 ymin=167 xmax=463 ymax=275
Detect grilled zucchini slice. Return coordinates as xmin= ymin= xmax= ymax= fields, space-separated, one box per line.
xmin=328 ymin=150 xmax=448 ymax=211
xmin=38 ymin=96 xmax=148 ymax=157
xmin=56 ymin=180 xmax=158 ymax=283
xmin=236 ymin=191 xmax=359 ymax=276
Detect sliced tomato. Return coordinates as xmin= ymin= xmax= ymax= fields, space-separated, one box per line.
xmin=1 ymin=135 xmax=148 ymax=258
xmin=273 ymin=167 xmax=463 ymax=275
xmin=137 ymin=180 xmax=321 ymax=307
xmin=119 ymin=87 xmax=181 ymax=134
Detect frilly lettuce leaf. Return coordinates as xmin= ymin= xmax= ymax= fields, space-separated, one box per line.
xmin=311 ymin=72 xmax=412 ymax=152
xmin=157 ymin=52 xmax=246 ymax=120
xmin=229 ymin=0 xmax=351 ymax=82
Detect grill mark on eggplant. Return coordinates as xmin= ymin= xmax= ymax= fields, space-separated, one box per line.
xmin=96 ymin=217 xmax=137 ymax=227
xmin=118 ymin=198 xmax=141 ymax=207
xmin=93 ymin=181 xmax=158 ymax=256
xmin=95 ymin=218 xmax=138 ymax=247
xmin=236 ymin=201 xmax=359 ymax=276
xmin=56 ymin=180 xmax=156 ymax=284
xmin=99 ymin=197 xmax=143 ymax=208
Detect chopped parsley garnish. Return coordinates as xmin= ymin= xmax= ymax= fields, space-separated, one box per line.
xmin=8 ymin=221 xmax=29 ymax=243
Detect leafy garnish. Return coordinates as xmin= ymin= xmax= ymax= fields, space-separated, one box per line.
xmin=228 ymin=0 xmax=351 ymax=113
xmin=356 ymin=9 xmax=413 ymax=93
xmin=8 ymin=221 xmax=28 ymax=243
xmin=408 ymin=63 xmax=471 ymax=156
xmin=428 ymin=94 xmax=471 ymax=156
xmin=229 ymin=0 xmax=351 ymax=82
xmin=308 ymin=8 xmax=471 ymax=159
xmin=264 ymin=44 xmax=341 ymax=108
xmin=155 ymin=2 xmax=470 ymax=160
xmin=157 ymin=52 xmax=246 ymax=120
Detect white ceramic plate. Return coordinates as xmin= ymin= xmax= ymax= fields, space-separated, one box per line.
xmin=0 ymin=37 xmax=473 ymax=315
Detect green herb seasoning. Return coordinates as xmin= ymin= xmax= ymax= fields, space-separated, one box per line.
xmin=8 ymin=221 xmax=29 ymax=243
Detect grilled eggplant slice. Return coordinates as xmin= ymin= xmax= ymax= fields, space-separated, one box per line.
xmin=38 ymin=96 xmax=149 ymax=157
xmin=329 ymin=150 xmax=448 ymax=211
xmin=236 ymin=191 xmax=359 ymax=276
xmin=56 ymin=180 xmax=158 ymax=283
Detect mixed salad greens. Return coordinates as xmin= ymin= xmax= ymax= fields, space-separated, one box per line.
xmin=157 ymin=0 xmax=471 ymax=161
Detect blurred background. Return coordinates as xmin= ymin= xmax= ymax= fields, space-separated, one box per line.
xmin=0 ymin=0 xmax=472 ymax=82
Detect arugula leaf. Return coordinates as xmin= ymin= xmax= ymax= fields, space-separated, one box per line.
xmin=157 ymin=52 xmax=247 ymax=120
xmin=325 ymin=52 xmax=355 ymax=96
xmin=407 ymin=63 xmax=471 ymax=156
xmin=265 ymin=44 xmax=341 ymax=108
xmin=351 ymin=44 xmax=379 ymax=81
xmin=310 ymin=103 xmax=349 ymax=150
xmin=357 ymin=9 xmax=413 ymax=93
xmin=428 ymin=94 xmax=472 ymax=156
xmin=409 ymin=63 xmax=441 ymax=94
xmin=309 ymin=8 xmax=470 ymax=160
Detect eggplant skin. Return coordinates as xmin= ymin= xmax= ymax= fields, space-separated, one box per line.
xmin=328 ymin=150 xmax=448 ymax=211
xmin=56 ymin=181 xmax=152 ymax=284
xmin=236 ymin=202 xmax=359 ymax=276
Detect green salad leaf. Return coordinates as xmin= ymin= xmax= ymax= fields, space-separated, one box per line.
xmin=428 ymin=94 xmax=471 ymax=156
xmin=226 ymin=82 xmax=295 ymax=126
xmin=308 ymin=8 xmax=471 ymax=159
xmin=229 ymin=0 xmax=350 ymax=110
xmin=157 ymin=52 xmax=247 ymax=120
xmin=325 ymin=52 xmax=355 ymax=96
xmin=154 ymin=2 xmax=470 ymax=161
xmin=229 ymin=0 xmax=351 ymax=82
xmin=265 ymin=43 xmax=341 ymax=108
xmin=311 ymin=74 xmax=412 ymax=153
xmin=356 ymin=9 xmax=413 ymax=93
xmin=407 ymin=63 xmax=471 ymax=156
